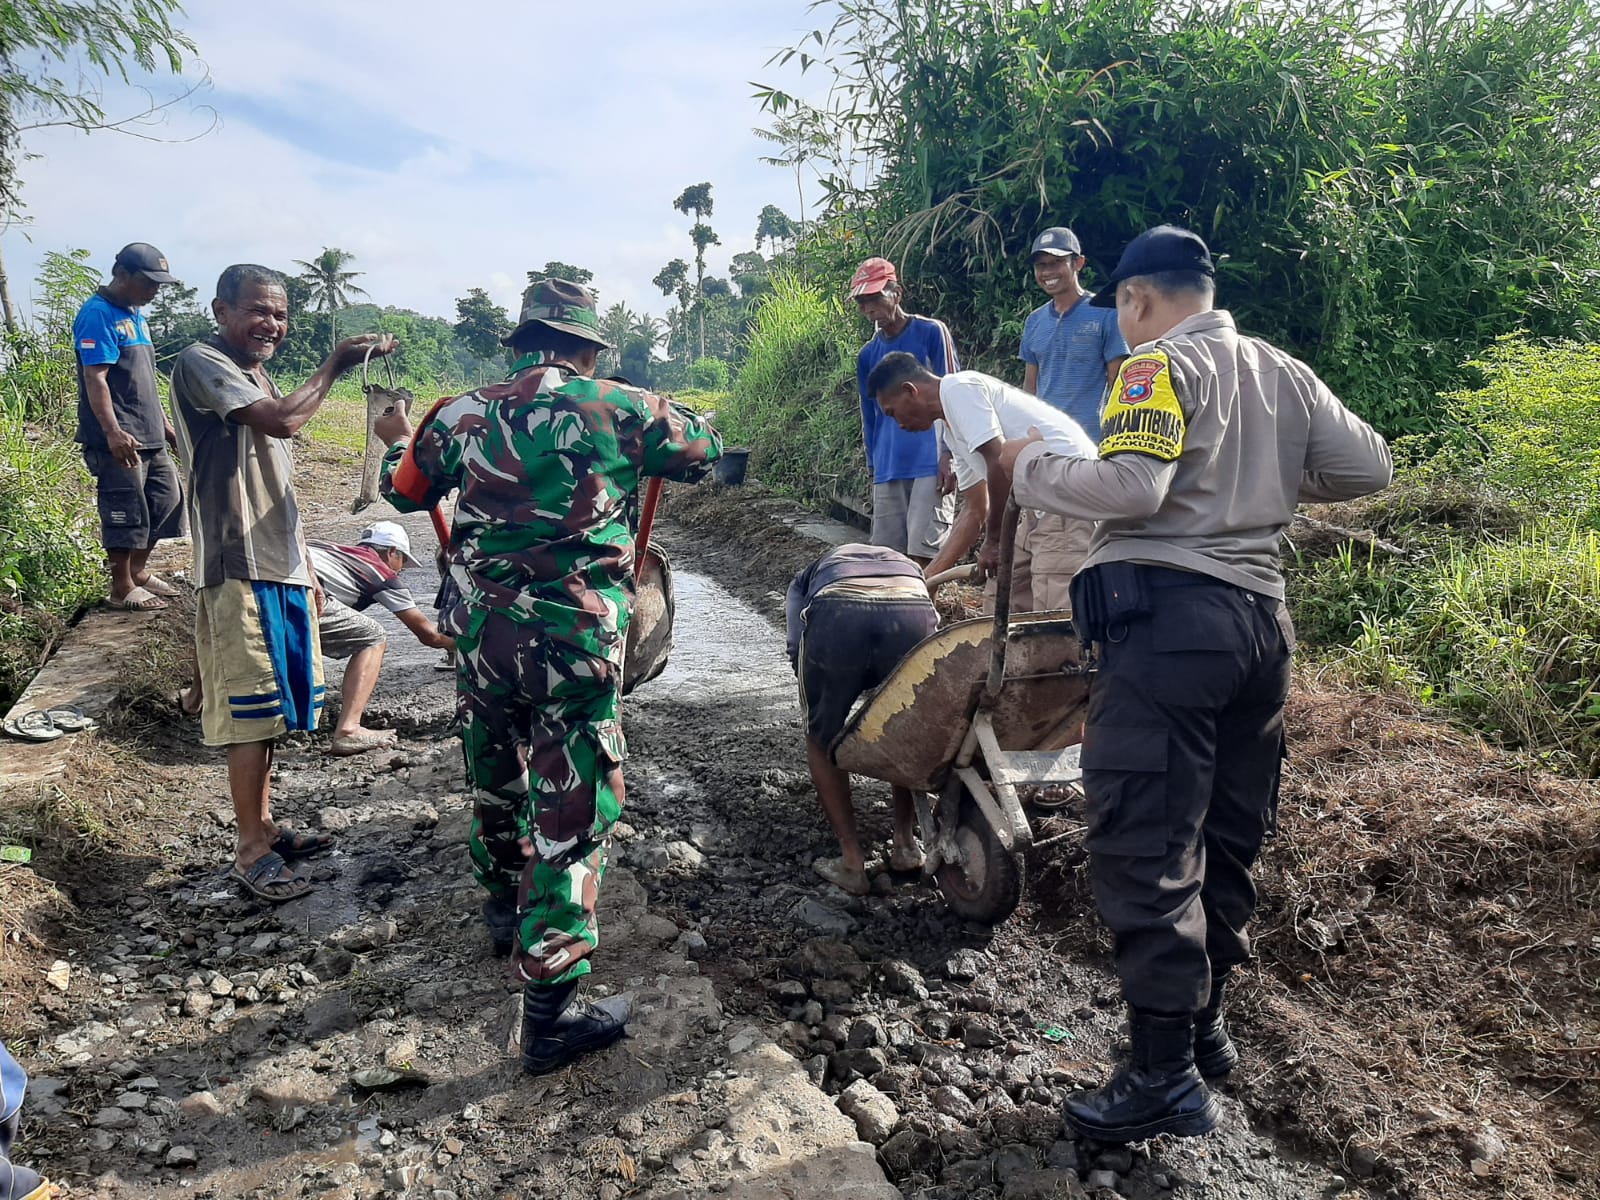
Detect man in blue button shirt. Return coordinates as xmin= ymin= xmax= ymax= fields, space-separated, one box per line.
xmin=1016 ymin=228 xmax=1129 ymax=600
xmin=73 ymin=242 xmax=186 ymax=610
xmin=1020 ymin=227 xmax=1128 ymax=437
xmin=852 ymin=256 xmax=960 ymax=566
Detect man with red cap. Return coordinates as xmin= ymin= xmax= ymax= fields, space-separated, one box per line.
xmin=851 ymin=257 xmax=960 ymax=567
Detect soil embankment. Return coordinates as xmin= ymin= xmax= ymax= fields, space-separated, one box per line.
xmin=0 ymin=457 xmax=1594 ymax=1200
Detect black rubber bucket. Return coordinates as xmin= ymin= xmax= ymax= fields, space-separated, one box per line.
xmin=714 ymin=448 xmax=751 ymax=486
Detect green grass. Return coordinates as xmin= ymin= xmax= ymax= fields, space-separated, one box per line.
xmin=720 ymin=275 xmax=864 ymax=506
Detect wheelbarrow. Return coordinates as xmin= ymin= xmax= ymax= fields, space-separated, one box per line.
xmin=831 ymin=501 xmax=1093 ymax=923
xmin=623 ymin=476 xmax=673 ymax=694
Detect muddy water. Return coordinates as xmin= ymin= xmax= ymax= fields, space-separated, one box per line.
xmin=640 ymin=571 xmax=795 ymax=706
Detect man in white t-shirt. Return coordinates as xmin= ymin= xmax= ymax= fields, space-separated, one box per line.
xmin=867 ymin=351 xmax=1096 ymax=611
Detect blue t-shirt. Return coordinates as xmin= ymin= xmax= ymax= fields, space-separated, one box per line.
xmin=857 ymin=314 xmax=960 ymax=483
xmin=74 ymin=290 xmax=164 ymax=451
xmin=1018 ymin=295 xmax=1128 ymax=440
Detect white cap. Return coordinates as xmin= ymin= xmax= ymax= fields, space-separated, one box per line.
xmin=358 ymin=520 xmax=421 ymax=567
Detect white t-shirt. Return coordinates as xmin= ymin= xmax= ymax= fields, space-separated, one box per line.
xmin=938 ymin=371 xmax=1097 ymax=490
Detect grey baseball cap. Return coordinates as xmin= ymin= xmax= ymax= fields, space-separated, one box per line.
xmin=113 ymin=242 xmax=179 ymax=284
xmin=1029 ymin=227 xmax=1082 ymax=258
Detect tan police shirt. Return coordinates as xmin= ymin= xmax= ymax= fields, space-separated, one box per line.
xmin=1011 ymin=309 xmax=1392 ymax=599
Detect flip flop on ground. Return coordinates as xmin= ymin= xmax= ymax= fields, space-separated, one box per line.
xmin=44 ymin=704 xmax=96 ymax=732
xmin=328 ymin=728 xmax=398 ymax=756
xmin=2 ymin=710 xmax=62 ymax=742
xmin=270 ymin=828 xmax=336 ymax=859
xmin=229 ymin=851 xmax=313 ymax=903
xmin=136 ymin=573 xmax=181 ymax=597
xmin=105 ymin=586 xmax=167 ymax=611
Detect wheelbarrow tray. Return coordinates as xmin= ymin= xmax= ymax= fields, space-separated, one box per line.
xmin=831 ymin=611 xmax=1090 ymax=793
xmin=622 ymin=540 xmax=673 ymax=695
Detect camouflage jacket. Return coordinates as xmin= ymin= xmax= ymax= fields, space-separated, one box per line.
xmin=381 ymin=363 xmax=721 ymax=662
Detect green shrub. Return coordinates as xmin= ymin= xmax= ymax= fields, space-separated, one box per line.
xmin=0 ymin=402 xmax=104 ymax=709
xmin=1441 ymin=337 xmax=1600 ymax=528
xmin=761 ymin=0 xmax=1600 ymax=433
xmin=1329 ymin=526 xmax=1600 ymax=772
xmin=722 ymin=275 xmax=863 ymax=504
xmin=687 ymin=357 xmax=730 ymax=392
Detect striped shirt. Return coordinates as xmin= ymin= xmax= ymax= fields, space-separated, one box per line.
xmin=307 ymin=541 xmax=418 ymax=614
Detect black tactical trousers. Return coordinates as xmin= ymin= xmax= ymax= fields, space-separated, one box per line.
xmin=1079 ymin=568 xmax=1292 ymax=1014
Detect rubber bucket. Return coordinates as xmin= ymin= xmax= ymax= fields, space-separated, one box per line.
xmin=714 ymin=448 xmax=751 ymax=486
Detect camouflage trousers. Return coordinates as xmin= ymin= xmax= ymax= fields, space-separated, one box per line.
xmin=455 ymin=609 xmax=626 ymax=986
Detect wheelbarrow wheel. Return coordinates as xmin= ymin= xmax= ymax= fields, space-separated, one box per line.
xmin=934 ymin=792 xmax=1025 ymax=925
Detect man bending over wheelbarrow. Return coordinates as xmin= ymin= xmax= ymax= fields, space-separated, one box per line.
xmin=787 ymin=543 xmax=939 ymax=895
xmin=376 ymin=279 xmax=721 ymax=1076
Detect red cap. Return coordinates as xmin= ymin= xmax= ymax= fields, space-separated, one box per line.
xmin=849 ymin=257 xmax=897 ymax=298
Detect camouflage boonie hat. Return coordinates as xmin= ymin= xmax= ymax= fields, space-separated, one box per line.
xmin=503 ymin=278 xmax=612 ymax=349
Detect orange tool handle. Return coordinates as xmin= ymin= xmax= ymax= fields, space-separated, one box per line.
xmin=637 ymin=477 xmax=663 ymax=550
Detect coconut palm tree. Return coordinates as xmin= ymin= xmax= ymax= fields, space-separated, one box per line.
xmin=293 ymin=247 xmax=369 ymax=354
xmin=599 ymin=302 xmax=637 ymax=374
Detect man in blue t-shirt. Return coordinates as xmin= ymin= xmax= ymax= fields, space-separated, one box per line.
xmin=1019 ymin=227 xmax=1129 ymax=439
xmin=852 ymin=257 xmax=960 ymax=566
xmin=73 ymin=242 xmax=186 ymax=610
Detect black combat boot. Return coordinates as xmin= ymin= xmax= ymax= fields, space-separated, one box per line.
xmin=483 ymin=895 xmax=517 ymax=957
xmin=1063 ymin=1009 xmax=1220 ymax=1142
xmin=1193 ymin=975 xmax=1239 ymax=1079
xmin=519 ymin=978 xmax=631 ymax=1075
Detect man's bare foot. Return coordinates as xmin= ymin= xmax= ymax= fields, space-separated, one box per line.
xmin=329 ymin=728 xmax=399 ymax=756
xmin=813 ymin=855 xmax=871 ymax=896
xmin=888 ymin=839 xmax=926 ymax=872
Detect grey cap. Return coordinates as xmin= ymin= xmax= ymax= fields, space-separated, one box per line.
xmin=113 ymin=242 xmax=179 ymax=284
xmin=1029 ymin=227 xmax=1082 ymax=258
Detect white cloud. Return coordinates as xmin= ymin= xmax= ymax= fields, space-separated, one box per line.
xmin=3 ymin=0 xmax=833 ymax=329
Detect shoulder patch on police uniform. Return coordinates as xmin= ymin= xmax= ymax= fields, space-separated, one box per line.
xmin=1100 ymin=350 xmax=1185 ymax=461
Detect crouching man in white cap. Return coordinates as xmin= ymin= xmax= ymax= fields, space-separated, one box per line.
xmin=309 ymin=521 xmax=456 ymax=755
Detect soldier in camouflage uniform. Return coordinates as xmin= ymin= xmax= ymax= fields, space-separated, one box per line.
xmin=377 ymin=279 xmax=721 ymax=1074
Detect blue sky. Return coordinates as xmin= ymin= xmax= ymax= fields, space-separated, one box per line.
xmin=3 ymin=1 xmax=835 ymax=326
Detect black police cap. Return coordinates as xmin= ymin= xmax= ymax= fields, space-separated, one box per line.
xmin=1089 ymin=226 xmax=1214 ymax=307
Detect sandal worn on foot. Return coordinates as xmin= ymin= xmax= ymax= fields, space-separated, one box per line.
xmin=137 ymin=573 xmax=181 ymax=597
xmin=229 ymin=851 xmax=313 ymax=903
xmin=270 ymin=828 xmax=336 ymax=859
xmin=2 ymin=710 xmax=62 ymax=742
xmin=105 ymin=585 xmax=167 ymax=611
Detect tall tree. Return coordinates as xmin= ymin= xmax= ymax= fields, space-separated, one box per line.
xmin=293 ymin=247 xmax=369 ymax=354
xmin=672 ymin=182 xmax=717 ymax=359
xmin=453 ymin=287 xmax=510 ymax=362
xmin=730 ymin=251 xmax=771 ymax=301
xmin=0 ymin=0 xmax=194 ymax=330
xmin=651 ymin=259 xmax=692 ymax=366
xmin=755 ymin=204 xmax=797 ymax=256
xmin=526 ymin=261 xmax=595 ymax=291
xmin=598 ymin=302 xmax=638 ymax=376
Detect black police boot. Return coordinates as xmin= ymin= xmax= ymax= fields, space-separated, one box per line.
xmin=483 ymin=894 xmax=517 ymax=957
xmin=1194 ymin=976 xmax=1239 ymax=1079
xmin=519 ymin=978 xmax=631 ymax=1076
xmin=1063 ymin=1009 xmax=1220 ymax=1142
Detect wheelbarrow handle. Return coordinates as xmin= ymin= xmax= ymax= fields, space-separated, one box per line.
xmin=983 ymin=498 xmax=1023 ymax=705
xmin=429 ymin=505 xmax=450 ymax=554
xmin=637 ymin=476 xmax=663 ymax=550
xmin=924 ymin=563 xmax=980 ymax=588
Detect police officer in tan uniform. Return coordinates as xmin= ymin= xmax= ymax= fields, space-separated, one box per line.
xmin=997 ymin=226 xmax=1392 ymax=1142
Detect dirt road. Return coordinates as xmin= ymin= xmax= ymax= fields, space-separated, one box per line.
xmin=3 ymin=460 xmax=1594 ymax=1200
